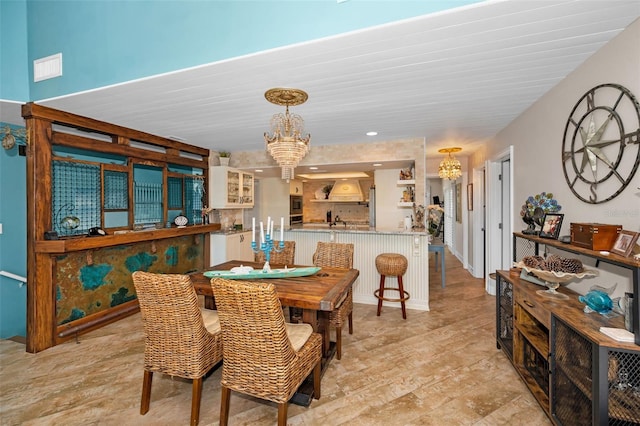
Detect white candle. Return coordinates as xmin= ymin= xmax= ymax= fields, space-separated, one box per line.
xmin=270 ymin=220 xmax=274 ymax=238
xmin=260 ymin=221 xmax=265 ymax=244
xmin=280 ymin=217 xmax=284 ymax=241
xmin=267 ymin=216 xmax=271 ymax=236
xmin=252 ymin=217 xmax=256 ymax=242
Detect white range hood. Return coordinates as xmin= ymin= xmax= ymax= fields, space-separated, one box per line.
xmin=328 ymin=180 xmax=365 ymax=202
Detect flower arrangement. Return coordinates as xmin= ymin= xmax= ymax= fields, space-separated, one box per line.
xmin=218 ymin=151 xmax=231 ymax=158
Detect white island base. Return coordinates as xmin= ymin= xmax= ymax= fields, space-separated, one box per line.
xmin=285 ymin=228 xmax=430 ymax=312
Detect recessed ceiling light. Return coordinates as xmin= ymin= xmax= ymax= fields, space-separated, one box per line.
xmin=366 ymin=131 xmax=378 ymax=136
xmin=309 ymin=166 xmax=318 ymax=170
xmin=254 ymin=169 xmax=263 ymax=173
xmin=373 ymin=163 xmax=382 ymax=167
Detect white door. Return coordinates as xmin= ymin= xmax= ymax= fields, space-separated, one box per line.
xmin=485 ymin=147 xmax=513 ymax=295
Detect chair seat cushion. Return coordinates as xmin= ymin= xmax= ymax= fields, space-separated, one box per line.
xmin=285 ymin=322 xmax=313 ymax=352
xmin=200 ymin=308 xmax=221 ymax=333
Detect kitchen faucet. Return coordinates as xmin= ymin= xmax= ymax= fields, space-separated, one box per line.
xmin=330 ymin=215 xmax=347 ymax=228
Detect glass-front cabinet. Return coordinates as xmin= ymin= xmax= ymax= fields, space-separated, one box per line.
xmin=209 ymin=166 xmax=254 ymax=208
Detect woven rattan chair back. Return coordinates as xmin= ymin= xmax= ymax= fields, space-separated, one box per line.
xmin=312 ymin=242 xmax=354 ymax=269
xmin=211 ymin=277 xmax=322 ymax=426
xmin=132 ymin=271 xmax=223 ymax=425
xmin=312 ymin=242 xmax=355 ymax=360
xmin=254 ymin=240 xmax=296 ymax=266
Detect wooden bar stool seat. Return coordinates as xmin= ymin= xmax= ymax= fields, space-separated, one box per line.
xmin=374 ymin=253 xmax=409 ymax=319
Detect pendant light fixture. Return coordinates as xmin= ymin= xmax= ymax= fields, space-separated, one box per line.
xmin=263 ymin=88 xmax=311 ymax=181
xmin=438 ymin=147 xmax=462 ymax=180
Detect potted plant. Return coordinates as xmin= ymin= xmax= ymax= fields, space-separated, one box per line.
xmin=322 ymin=184 xmax=333 ymax=199
xmin=218 ymin=151 xmax=231 ymax=166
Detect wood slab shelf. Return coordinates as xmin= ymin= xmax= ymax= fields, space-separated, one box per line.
xmin=35 ymin=224 xmax=221 ymax=254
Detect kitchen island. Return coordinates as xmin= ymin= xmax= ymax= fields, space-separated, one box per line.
xmin=285 ymin=225 xmax=430 ymax=312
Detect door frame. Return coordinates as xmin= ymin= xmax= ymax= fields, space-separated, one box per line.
xmin=485 ymin=146 xmax=514 ymax=295
xmin=470 ymin=166 xmax=485 ymax=279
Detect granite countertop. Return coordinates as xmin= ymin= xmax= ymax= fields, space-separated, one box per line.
xmin=288 ymin=223 xmax=427 ymax=236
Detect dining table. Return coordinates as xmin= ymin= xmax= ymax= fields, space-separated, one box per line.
xmin=190 ymin=259 xmax=359 ymax=406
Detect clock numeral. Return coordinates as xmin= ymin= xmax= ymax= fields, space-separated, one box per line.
xmin=589 ymin=183 xmax=598 ymax=203
xmin=624 ymin=129 xmax=640 ymax=146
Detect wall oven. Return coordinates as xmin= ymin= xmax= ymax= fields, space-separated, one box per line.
xmin=290 ymin=195 xmax=303 ymax=215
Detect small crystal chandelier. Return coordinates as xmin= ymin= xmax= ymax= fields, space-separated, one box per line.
xmin=263 ymin=88 xmax=311 ymax=181
xmin=438 ymin=147 xmax=462 ymax=180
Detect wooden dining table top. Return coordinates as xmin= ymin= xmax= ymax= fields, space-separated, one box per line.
xmin=191 ymin=260 xmax=359 ymax=312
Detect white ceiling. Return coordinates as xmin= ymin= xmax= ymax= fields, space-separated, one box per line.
xmin=3 ymin=0 xmax=639 ymax=176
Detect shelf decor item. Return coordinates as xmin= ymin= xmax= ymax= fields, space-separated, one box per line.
xmin=539 ymin=213 xmax=564 ymax=239
xmin=218 ymin=151 xmax=231 ymax=166
xmin=610 ymin=230 xmax=639 ymax=257
xmin=516 ymin=261 xmax=599 ymax=300
xmin=520 ymin=192 xmax=561 ymax=235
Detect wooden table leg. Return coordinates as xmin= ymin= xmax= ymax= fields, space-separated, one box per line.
xmin=301 ymin=308 xmax=331 ymax=358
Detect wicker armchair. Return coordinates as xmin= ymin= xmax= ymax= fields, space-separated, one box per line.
xmin=312 ymin=242 xmax=355 ymax=360
xmin=132 ymin=271 xmax=223 ymax=426
xmin=254 ymin=240 xmax=296 ymax=266
xmin=211 ymin=278 xmax=322 ymax=426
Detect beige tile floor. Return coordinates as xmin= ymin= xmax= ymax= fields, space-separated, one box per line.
xmin=0 ymin=249 xmax=551 ymax=425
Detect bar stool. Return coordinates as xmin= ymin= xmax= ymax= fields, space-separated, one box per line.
xmin=374 ymin=253 xmax=409 ymax=319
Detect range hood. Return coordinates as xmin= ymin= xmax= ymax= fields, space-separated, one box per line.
xmin=328 ymin=180 xmax=365 ymax=202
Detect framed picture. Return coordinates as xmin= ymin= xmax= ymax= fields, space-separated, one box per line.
xmin=467 ymin=183 xmax=473 ymax=211
xmin=539 ymin=213 xmax=563 ymax=239
xmin=611 ymin=230 xmax=639 ymax=257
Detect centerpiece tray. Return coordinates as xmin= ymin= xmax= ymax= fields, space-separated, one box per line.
xmin=204 ymin=266 xmax=321 ymax=280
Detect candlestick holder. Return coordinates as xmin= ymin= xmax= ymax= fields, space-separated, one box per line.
xmin=251 ymin=233 xmax=285 ymax=272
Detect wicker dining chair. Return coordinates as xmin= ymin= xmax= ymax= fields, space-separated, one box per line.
xmin=254 ymin=240 xmax=298 ymax=322
xmin=254 ymin=240 xmax=296 ymax=266
xmin=312 ymin=241 xmax=355 ymax=360
xmin=132 ymin=271 xmax=223 ymax=426
xmin=211 ymin=277 xmax=322 ymax=426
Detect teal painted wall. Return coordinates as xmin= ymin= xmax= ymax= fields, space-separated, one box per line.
xmin=0 ymin=0 xmax=29 ymax=101
xmin=0 ymin=124 xmax=27 ymax=338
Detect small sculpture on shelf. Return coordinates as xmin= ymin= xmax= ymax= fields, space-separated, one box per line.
xmin=399 ymin=168 xmax=413 ymax=181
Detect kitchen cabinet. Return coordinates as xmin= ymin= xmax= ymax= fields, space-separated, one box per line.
xmin=290 ymin=180 xmax=303 ymax=195
xmin=209 ymin=167 xmax=254 ymax=208
xmin=210 ymin=231 xmax=255 ymax=266
xmin=496 ymin=270 xmax=640 ymax=424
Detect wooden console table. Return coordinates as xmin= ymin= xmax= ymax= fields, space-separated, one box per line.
xmin=496 ymin=270 xmax=639 ymax=424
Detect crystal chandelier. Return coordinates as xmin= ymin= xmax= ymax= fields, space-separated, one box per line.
xmin=263 ymin=88 xmax=311 ymax=181
xmin=438 ymin=147 xmax=462 ymax=180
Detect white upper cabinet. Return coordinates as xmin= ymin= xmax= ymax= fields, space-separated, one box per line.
xmin=209 ymin=167 xmax=254 ymax=209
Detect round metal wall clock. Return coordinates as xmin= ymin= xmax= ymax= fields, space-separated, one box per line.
xmin=562 ymin=83 xmax=640 ymax=204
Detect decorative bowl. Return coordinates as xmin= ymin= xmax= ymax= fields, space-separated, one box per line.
xmin=515 ymin=261 xmax=599 ymax=299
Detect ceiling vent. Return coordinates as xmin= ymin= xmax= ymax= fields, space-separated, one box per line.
xmin=328 ymin=180 xmax=364 ymax=202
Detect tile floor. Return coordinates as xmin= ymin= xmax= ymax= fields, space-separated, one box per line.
xmin=0 ymin=249 xmax=551 ymax=425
